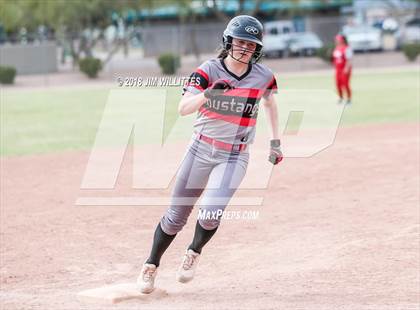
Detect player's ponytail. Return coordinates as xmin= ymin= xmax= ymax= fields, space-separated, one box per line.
xmin=216 ymin=44 xmax=229 ymax=59
xmin=342 ymin=35 xmax=349 ymax=46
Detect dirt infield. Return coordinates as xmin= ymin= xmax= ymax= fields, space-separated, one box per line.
xmin=1 ymin=122 xmax=419 ymax=310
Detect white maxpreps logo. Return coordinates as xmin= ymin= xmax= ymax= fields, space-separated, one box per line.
xmin=245 ymin=26 xmax=259 ymax=35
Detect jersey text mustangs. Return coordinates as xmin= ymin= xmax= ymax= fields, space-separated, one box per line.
xmin=183 ymin=58 xmax=278 ymax=144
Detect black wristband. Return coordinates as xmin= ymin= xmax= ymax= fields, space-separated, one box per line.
xmin=270 ymin=139 xmax=281 ymax=148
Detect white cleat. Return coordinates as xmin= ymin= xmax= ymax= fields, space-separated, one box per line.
xmin=176 ymin=249 xmax=200 ymax=283
xmin=137 ymin=263 xmax=158 ymax=294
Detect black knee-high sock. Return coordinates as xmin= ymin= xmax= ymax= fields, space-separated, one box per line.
xmin=188 ymin=221 xmax=218 ymax=254
xmin=146 ymin=222 xmax=177 ymax=267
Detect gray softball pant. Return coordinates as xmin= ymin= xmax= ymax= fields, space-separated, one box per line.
xmin=160 ymin=135 xmax=249 ymax=235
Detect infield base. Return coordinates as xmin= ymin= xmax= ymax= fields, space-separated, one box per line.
xmin=77 ymin=283 xmax=167 ymax=304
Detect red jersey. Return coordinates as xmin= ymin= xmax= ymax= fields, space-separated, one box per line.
xmin=332 ymin=45 xmax=353 ymax=70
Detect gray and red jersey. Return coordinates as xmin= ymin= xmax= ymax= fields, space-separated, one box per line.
xmin=182 ymin=58 xmax=278 ymax=145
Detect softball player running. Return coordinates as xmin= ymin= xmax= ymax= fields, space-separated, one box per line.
xmin=137 ymin=15 xmax=283 ymax=294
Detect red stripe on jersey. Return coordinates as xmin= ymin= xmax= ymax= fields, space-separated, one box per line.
xmin=263 ymin=75 xmax=278 ymax=98
xmin=196 ymin=69 xmax=209 ymax=82
xmin=266 ymin=76 xmax=276 ymax=89
xmin=269 ymin=83 xmax=278 ymax=92
xmin=198 ymin=106 xmax=257 ymax=127
xmin=223 ymin=88 xmax=265 ymax=99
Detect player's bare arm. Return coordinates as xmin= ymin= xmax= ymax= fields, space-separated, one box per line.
xmin=262 ymin=94 xmax=280 ymax=140
xmin=262 ymin=94 xmax=283 ymax=165
xmin=178 ymin=91 xmax=207 ymax=116
xmin=344 ymin=58 xmax=352 ymax=74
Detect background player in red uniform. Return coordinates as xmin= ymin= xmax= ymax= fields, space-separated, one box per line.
xmin=332 ymin=34 xmax=353 ymax=105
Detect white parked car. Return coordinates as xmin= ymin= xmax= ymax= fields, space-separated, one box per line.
xmin=401 ymin=18 xmax=420 ymax=44
xmin=343 ymin=25 xmax=382 ymax=52
xmin=287 ymin=32 xmax=323 ymax=56
xmin=262 ymin=20 xmax=295 ymax=58
xmin=263 ymin=35 xmax=288 ymax=57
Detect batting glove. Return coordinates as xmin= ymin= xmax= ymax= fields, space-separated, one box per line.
xmin=268 ymin=139 xmax=283 ymax=165
xmin=204 ymin=79 xmax=233 ymax=98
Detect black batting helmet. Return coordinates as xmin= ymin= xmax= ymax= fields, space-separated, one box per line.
xmin=222 ymin=15 xmax=264 ymax=63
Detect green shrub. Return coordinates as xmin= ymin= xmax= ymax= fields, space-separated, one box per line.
xmin=158 ymin=53 xmax=180 ymax=75
xmin=316 ymin=43 xmax=334 ymax=64
xmin=78 ymin=57 xmax=102 ymax=78
xmin=402 ymin=43 xmax=420 ymax=62
xmin=0 ymin=66 xmax=16 ymax=84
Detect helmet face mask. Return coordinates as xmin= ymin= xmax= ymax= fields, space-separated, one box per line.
xmin=222 ymin=15 xmax=264 ymax=64
xmin=223 ymin=36 xmax=262 ymax=64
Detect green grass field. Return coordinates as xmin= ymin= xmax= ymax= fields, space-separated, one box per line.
xmin=1 ymin=69 xmax=418 ymax=156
